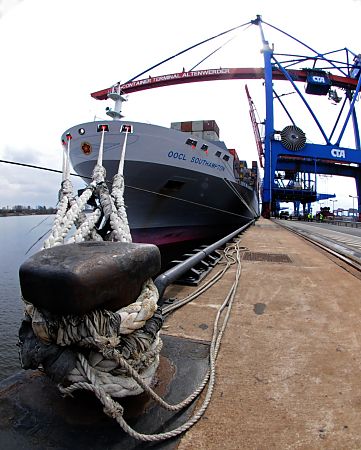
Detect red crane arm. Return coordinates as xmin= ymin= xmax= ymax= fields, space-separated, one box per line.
xmin=90 ymin=67 xmax=359 ymax=100
xmin=245 ymin=84 xmax=264 ymax=168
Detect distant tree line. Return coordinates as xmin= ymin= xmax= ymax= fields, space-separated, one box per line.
xmin=0 ymin=205 xmax=56 ymax=216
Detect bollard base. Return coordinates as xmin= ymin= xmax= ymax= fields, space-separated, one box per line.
xmin=0 ymin=335 xmax=209 ymax=449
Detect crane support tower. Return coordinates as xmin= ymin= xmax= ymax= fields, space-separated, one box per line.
xmin=91 ymin=16 xmax=361 ymax=220
xmin=251 ymin=15 xmax=361 ymax=219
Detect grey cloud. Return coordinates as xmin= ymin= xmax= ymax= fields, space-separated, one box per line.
xmin=0 ymin=161 xmax=85 ymax=208
xmin=1 ymin=146 xmax=42 ymax=166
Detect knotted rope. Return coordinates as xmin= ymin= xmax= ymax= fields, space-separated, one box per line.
xmin=20 ymin=124 xmax=246 ymax=443
xmin=48 ymin=242 xmax=244 ymax=442
xmin=21 ymin=126 xmax=163 ymax=404
xmin=24 ymin=284 xmax=162 ymax=399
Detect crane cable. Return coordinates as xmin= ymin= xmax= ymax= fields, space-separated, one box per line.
xmin=122 ymin=20 xmax=252 ymax=84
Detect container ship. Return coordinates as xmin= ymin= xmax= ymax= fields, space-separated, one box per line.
xmin=62 ymin=116 xmax=260 ymax=246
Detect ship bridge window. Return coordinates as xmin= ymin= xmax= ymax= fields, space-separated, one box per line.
xmin=201 ymin=144 xmax=208 ymax=151
xmin=78 ymin=128 xmax=85 ymax=135
xmin=215 ymin=151 xmax=222 ymax=157
xmin=223 ymin=155 xmax=230 ymax=161
xmin=185 ymin=138 xmax=197 ymax=148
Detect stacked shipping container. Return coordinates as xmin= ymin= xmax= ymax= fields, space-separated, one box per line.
xmin=171 ymin=120 xmax=220 ymax=141
xmin=170 ymin=120 xmax=259 ymax=190
xmin=239 ymin=161 xmax=258 ymax=186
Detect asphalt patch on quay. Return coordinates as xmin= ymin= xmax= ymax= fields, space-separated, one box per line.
xmin=0 ymin=335 xmax=210 ymax=450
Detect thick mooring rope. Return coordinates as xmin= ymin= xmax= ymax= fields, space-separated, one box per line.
xmin=26 ymin=278 xmax=159 ymax=343
xmin=43 ymin=128 xmax=132 ymax=248
xmin=21 ymin=128 xmax=246 ymax=443
xmin=27 ymin=240 xmax=244 ymax=442
xmin=23 ymin=128 xmax=163 ymax=403
xmin=59 ymin=241 xmax=244 ymax=442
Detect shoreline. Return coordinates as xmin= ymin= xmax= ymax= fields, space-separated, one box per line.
xmin=0 ymin=211 xmax=56 ymax=217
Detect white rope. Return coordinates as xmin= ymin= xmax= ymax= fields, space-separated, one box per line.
xmin=27 ymin=126 xmax=247 ymax=443
xmin=43 ymin=186 xmax=95 ymax=248
xmin=162 ymin=243 xmax=247 ymax=316
xmin=67 ymin=208 xmax=103 ymax=243
xmin=107 ymin=130 xmax=131 ymax=242
xmin=117 ymin=279 xmax=158 ymax=333
xmin=27 ymin=240 xmax=244 ymax=442
xmin=27 ymin=126 xmax=164 ymax=401
xmin=118 ymin=129 xmax=128 ymax=176
xmin=110 ymin=173 xmax=131 ymax=242
xmin=56 ymin=241 xmax=245 ymax=442
xmin=26 ymin=278 xmax=161 ymax=399
xmin=26 ymin=278 xmax=159 ymax=343
xmin=97 ymin=127 xmax=106 ymax=167
xmin=92 ymin=163 xmax=106 ymax=185
xmin=43 ymin=125 xmax=134 ymax=247
xmin=113 ymin=242 xmax=243 ymax=442
xmin=61 ymin=337 xmax=162 ymax=398
xmin=65 ymin=135 xmax=71 ymax=181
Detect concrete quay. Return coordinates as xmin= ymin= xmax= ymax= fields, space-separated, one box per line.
xmin=164 ymin=217 xmax=361 ymax=449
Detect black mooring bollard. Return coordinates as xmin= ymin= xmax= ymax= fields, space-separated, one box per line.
xmin=19 ymin=241 xmax=161 ymax=314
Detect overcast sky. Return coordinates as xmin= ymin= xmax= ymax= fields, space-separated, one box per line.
xmin=1 ymin=0 xmax=361 ymax=210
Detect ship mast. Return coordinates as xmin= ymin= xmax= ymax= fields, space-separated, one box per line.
xmin=105 ymin=84 xmax=126 ymax=120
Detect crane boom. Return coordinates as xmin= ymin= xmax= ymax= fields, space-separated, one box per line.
xmin=90 ymin=67 xmax=359 ymax=100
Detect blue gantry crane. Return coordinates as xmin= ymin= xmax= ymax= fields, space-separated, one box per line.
xmin=249 ymin=16 xmax=361 ymax=219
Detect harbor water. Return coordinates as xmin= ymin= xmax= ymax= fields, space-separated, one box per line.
xmin=0 ymin=214 xmax=53 ymax=381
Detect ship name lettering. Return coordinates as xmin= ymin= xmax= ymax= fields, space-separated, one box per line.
xmin=168 ymin=150 xmax=186 ymax=161
xmin=191 ymin=156 xmax=225 ymax=171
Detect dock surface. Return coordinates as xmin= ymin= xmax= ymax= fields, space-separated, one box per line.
xmin=164 ymin=218 xmax=361 ymax=449
xmin=1 ymin=218 xmax=361 ymax=449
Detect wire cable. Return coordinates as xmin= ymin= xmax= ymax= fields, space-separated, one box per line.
xmin=122 ymin=21 xmax=251 ymax=84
